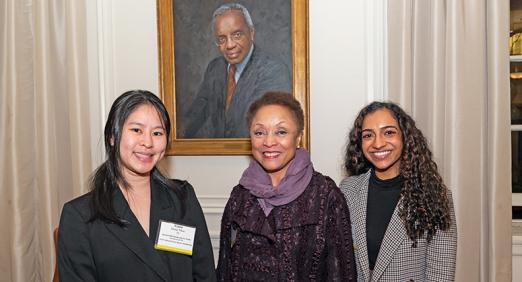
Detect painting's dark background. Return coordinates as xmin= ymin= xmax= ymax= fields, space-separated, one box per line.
xmin=173 ymin=0 xmax=292 ymax=137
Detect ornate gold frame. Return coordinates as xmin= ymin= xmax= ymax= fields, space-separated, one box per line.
xmin=157 ymin=0 xmax=309 ymax=155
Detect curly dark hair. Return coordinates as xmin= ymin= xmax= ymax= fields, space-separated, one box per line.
xmin=344 ymin=101 xmax=451 ymax=246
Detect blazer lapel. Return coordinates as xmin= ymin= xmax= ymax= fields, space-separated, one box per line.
xmin=351 ymin=172 xmax=371 ymax=281
xmin=104 ymin=187 xmax=170 ymax=282
xmin=149 ymin=179 xmax=180 ymax=241
xmin=371 ymin=203 xmax=408 ymax=281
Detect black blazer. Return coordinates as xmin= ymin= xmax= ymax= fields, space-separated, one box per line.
xmin=58 ymin=179 xmax=216 ymax=282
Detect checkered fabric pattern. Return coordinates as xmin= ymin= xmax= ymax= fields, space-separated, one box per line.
xmin=340 ymin=171 xmax=457 ymax=282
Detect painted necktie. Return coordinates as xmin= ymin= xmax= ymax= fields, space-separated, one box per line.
xmin=225 ymin=64 xmax=236 ymax=111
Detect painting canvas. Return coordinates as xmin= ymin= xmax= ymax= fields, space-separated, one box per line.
xmin=157 ymin=0 xmax=309 ymax=155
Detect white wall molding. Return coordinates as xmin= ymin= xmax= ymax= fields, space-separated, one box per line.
xmin=366 ymin=0 xmax=388 ymax=102
xmin=514 ymin=232 xmax=522 ymax=281
xmin=514 ymin=236 xmax=522 ymax=256
xmin=197 ymin=195 xmax=228 ymax=256
xmin=513 ymin=193 xmax=522 ymax=206
xmin=198 ymin=195 xmax=228 ymax=215
xmin=199 ymin=196 xmax=227 ymax=261
xmin=84 ymin=0 xmax=117 ymax=169
xmin=97 ymin=0 xmax=116 ymax=117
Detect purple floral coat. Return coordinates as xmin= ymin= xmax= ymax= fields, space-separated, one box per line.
xmin=216 ymin=171 xmax=357 ymax=281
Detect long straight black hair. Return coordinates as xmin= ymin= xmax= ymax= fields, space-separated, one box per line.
xmin=89 ymin=90 xmax=186 ymax=225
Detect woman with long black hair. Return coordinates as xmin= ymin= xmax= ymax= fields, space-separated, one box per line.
xmin=58 ymin=90 xmax=215 ymax=281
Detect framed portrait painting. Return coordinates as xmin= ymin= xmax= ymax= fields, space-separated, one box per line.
xmin=157 ymin=0 xmax=309 ymax=155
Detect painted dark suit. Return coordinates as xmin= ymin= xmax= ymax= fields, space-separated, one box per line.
xmin=183 ymin=47 xmax=291 ymax=138
xmin=57 ymin=179 xmax=216 ymax=282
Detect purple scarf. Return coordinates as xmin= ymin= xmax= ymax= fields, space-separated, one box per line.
xmin=239 ymin=148 xmax=314 ymax=216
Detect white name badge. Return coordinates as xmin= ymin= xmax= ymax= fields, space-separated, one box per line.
xmin=154 ymin=220 xmax=196 ymax=256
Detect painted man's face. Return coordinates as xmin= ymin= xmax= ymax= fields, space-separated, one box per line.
xmin=213 ymin=9 xmax=255 ymax=65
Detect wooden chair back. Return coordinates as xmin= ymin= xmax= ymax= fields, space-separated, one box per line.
xmin=53 ymin=228 xmax=58 ymax=282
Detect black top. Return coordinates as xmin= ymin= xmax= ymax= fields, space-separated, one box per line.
xmin=366 ymin=170 xmax=402 ymax=270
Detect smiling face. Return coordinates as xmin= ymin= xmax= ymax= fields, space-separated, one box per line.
xmin=361 ymin=108 xmax=403 ymax=180
xmin=250 ymin=105 xmax=302 ymax=186
xmin=118 ymin=104 xmax=167 ymax=181
xmin=213 ymin=9 xmax=254 ymax=65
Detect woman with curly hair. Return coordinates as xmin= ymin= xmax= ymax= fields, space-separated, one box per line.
xmin=340 ymin=101 xmax=457 ymax=282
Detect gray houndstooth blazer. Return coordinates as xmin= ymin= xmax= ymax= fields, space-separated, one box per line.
xmin=340 ymin=171 xmax=457 ymax=282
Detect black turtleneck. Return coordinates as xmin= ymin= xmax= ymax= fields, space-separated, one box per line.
xmin=366 ymin=170 xmax=402 ymax=270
